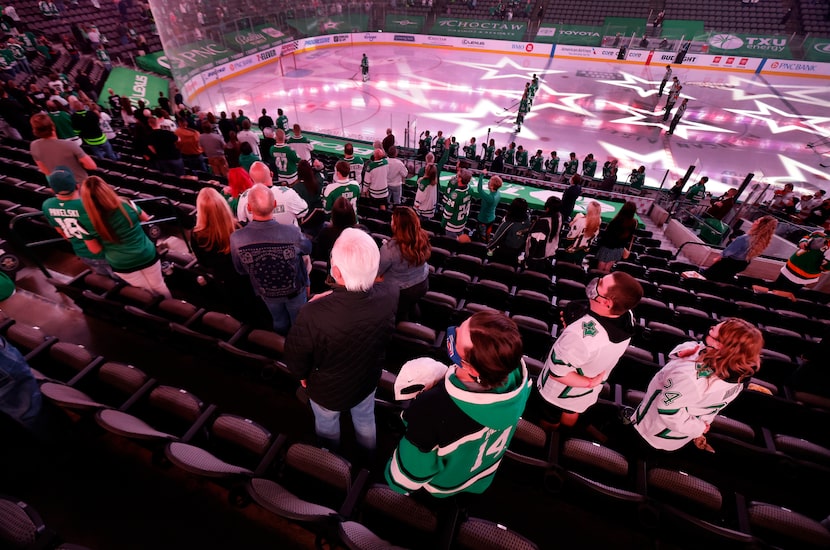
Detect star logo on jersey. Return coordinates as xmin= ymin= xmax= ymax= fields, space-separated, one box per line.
xmin=725 ymin=100 xmax=830 ymax=137
xmin=446 ymin=56 xmax=563 ymax=81
xmin=662 ymin=391 xmax=682 ymax=405
xmin=582 ymin=320 xmax=598 ymax=337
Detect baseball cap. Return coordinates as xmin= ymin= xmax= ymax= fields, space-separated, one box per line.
xmin=394 ymin=357 xmax=448 ymax=400
xmin=47 ymin=166 xmax=77 ymax=194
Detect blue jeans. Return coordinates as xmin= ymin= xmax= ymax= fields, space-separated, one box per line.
xmin=309 ymin=390 xmax=376 ymax=451
xmin=263 ymin=291 xmax=307 ymax=335
xmin=89 ymin=140 xmax=119 ymax=161
xmin=388 ymin=185 xmax=402 ymax=205
xmin=0 ymin=336 xmax=42 ymax=429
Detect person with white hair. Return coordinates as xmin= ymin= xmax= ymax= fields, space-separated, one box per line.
xmin=285 ymin=228 xmax=399 ymax=458
xmin=230 ymin=184 xmax=311 ymax=334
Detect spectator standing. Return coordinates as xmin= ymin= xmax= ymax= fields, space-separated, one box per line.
xmin=441 ymin=167 xmax=473 ymax=238
xmin=774 ymin=231 xmax=830 ymax=292
xmin=69 ymin=96 xmax=118 ymax=161
xmin=596 ymin=201 xmax=638 ymax=272
xmin=385 ymin=146 xmax=408 ymax=206
xmin=323 ymin=160 xmax=361 ymax=215
xmin=236 ymin=119 xmax=260 ymax=158
xmin=385 ymin=311 xmax=531 ymax=497
xmin=42 ymin=167 xmax=113 ymax=278
xmin=703 ymin=216 xmax=777 ymax=282
xmin=230 ymin=184 xmax=311 ymax=334
xmin=560 ymin=173 xmax=582 ymax=222
xmin=147 ymin=116 xmax=184 ymax=176
xmin=175 ymin=117 xmax=206 ymax=173
xmin=237 ymin=161 xmax=308 ymax=227
xmin=476 ymin=171 xmax=502 ymax=242
xmin=488 ymin=198 xmax=532 ymax=267
xmin=382 ymin=127 xmax=395 ymax=154
xmin=257 ymin=108 xmax=273 ymax=131
xmin=285 ymin=228 xmax=398 ymax=457
xmin=270 ymin=129 xmax=300 ymax=184
xmin=199 ymin=121 xmax=229 ymax=176
xmin=532 ymin=272 xmax=642 ymax=429
xmin=561 ymin=200 xmax=602 ymax=264
xmin=30 ymin=114 xmax=96 ymax=181
xmin=80 ymin=176 xmax=171 ymax=297
xmin=413 ymin=163 xmax=438 ymax=219
xmin=631 ymin=319 xmax=762 ymax=451
xmin=287 ymin=124 xmax=313 ymax=162
xmin=378 ymin=206 xmax=431 ymax=322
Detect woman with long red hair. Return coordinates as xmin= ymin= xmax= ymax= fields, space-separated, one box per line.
xmin=378 ymin=206 xmax=431 ymax=321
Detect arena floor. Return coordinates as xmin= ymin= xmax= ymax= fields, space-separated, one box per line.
xmin=190 ymin=43 xmax=830 ymax=195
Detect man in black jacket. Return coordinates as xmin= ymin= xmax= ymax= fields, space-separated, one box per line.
xmin=560 ymin=173 xmax=582 ymax=223
xmin=285 ymin=228 xmax=398 ymax=456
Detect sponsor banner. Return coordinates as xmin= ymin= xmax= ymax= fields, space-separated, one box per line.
xmin=222 ymin=24 xmax=286 ymax=54
xmin=287 ymin=15 xmax=369 ymax=35
xmin=804 ymin=37 xmax=830 ymax=63
xmin=431 ymin=17 xmax=526 ymax=41
xmin=301 ymin=36 xmax=332 ymax=49
xmin=98 ymin=67 xmax=169 ymax=110
xmin=135 ymin=50 xmax=171 ymax=77
xmin=761 ymin=59 xmax=830 ymax=76
xmin=704 ymin=33 xmax=792 ymax=59
xmin=281 ymin=40 xmax=298 ymax=56
xmin=384 ymin=14 xmax=425 ymax=33
xmin=158 ymin=40 xmax=234 ymax=81
xmin=648 ymin=50 xmax=761 ymax=70
xmin=535 ymin=24 xmax=602 ymax=46
xmin=625 ymin=49 xmax=648 ymax=61
xmin=393 ymin=34 xmax=416 ymax=42
xmin=554 ymin=44 xmax=619 ymax=59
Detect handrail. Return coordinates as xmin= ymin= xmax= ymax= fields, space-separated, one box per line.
xmin=8 ymin=195 xmax=191 ymax=278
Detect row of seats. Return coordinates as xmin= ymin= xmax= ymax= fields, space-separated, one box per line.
xmin=0 ymin=312 xmax=540 ymax=550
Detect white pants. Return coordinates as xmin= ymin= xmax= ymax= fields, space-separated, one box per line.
xmin=116 ymin=260 xmax=172 ymax=298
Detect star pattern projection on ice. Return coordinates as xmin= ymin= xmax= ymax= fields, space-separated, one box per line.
xmin=725 ymin=100 xmax=830 ymax=138
xmin=602 ymin=101 xmax=735 ymax=139
xmin=766 ymin=154 xmax=830 ymax=186
xmin=597 ymin=71 xmax=669 ymax=99
xmin=718 ymin=75 xmax=830 ymax=109
xmin=597 ymin=140 xmax=679 ymax=181
xmin=445 ymin=55 xmax=564 ymax=82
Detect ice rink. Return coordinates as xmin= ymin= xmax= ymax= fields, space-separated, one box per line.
xmin=191 ymin=43 xmax=830 ymax=194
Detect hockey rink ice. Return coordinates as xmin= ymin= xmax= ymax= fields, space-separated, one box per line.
xmin=190 ymin=43 xmax=830 ymax=194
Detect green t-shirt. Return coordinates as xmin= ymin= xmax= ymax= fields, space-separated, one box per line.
xmin=49 ymin=111 xmax=75 ymax=140
xmin=515 ymin=150 xmax=528 ymax=167
xmin=80 ymin=201 xmax=157 ymax=272
xmin=42 ymin=196 xmax=104 ymax=260
xmin=504 ymin=148 xmax=516 ymax=165
xmin=449 ymin=142 xmax=459 ymax=157
xmin=442 ymin=180 xmax=472 ymax=232
xmin=0 ymin=272 xmax=13 ymax=300
xmin=630 ymin=172 xmax=645 ymax=190
xmin=484 ymin=145 xmax=495 ymax=162
xmin=463 ymin=143 xmax=476 ymax=160
xmin=530 ymin=155 xmax=544 ymax=172
xmin=239 ymin=152 xmax=259 ymax=172
xmin=276 ymin=115 xmax=288 ymax=131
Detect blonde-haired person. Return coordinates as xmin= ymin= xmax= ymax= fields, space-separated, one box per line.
xmin=191 ymin=187 xmax=238 ymax=274
xmin=703 ymin=216 xmax=777 ymax=283
xmin=630 ymin=318 xmax=763 ymax=451
xmin=378 ymin=206 xmax=431 ymax=322
xmin=79 ymin=176 xmax=171 ymax=297
xmin=561 ymin=200 xmax=601 ymax=264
